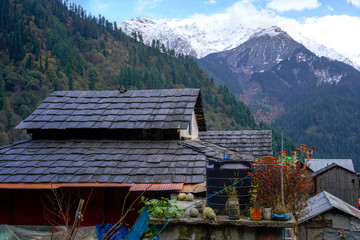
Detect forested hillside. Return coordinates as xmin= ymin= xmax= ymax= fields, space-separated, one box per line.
xmin=197 ymin=30 xmax=360 ymax=170
xmin=0 ymin=0 xmax=293 ymax=153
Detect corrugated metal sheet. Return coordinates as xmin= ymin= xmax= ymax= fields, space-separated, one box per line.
xmin=326 ymin=192 xmax=360 ymax=219
xmin=129 ymin=183 xmax=184 ymax=191
xmin=299 ymin=191 xmax=360 ymax=224
xmin=308 ymin=159 xmax=355 ymax=172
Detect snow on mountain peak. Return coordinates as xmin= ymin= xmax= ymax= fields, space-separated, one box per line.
xmin=120 ymin=18 xmax=360 ymax=70
xmin=251 ymin=26 xmax=292 ymax=39
xmin=120 ymin=17 xmax=255 ymax=59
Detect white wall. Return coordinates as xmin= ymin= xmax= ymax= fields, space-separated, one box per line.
xmin=179 ymin=111 xmax=199 ymax=140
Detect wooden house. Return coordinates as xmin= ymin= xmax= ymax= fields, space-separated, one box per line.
xmin=312 ymin=163 xmax=359 ymax=207
xmin=0 ymin=89 xmax=229 ymax=226
xmin=299 ymin=191 xmax=360 ymax=240
xmin=0 ymin=88 xmax=273 ymax=228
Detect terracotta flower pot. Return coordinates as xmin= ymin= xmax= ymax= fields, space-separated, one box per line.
xmin=250 ymin=207 xmax=262 ymax=221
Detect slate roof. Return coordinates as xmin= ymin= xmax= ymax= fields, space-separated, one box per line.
xmin=0 ymin=139 xmax=231 ymax=185
xmin=199 ymin=130 xmax=272 ymax=158
xmin=299 ymin=191 xmax=360 ymax=223
xmin=307 ymin=159 xmax=355 ymax=173
xmin=16 ymin=89 xmax=206 ymax=131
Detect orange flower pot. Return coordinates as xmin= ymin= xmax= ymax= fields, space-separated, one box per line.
xmin=250 ymin=207 xmax=262 ymax=221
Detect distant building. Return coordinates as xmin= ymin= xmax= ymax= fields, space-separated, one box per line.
xmin=312 ymin=163 xmax=359 ymax=207
xmin=299 ymin=191 xmax=360 ymax=240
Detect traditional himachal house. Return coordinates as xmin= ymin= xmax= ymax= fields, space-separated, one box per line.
xmin=299 ymin=191 xmax=360 ymax=240
xmin=0 ymin=89 xmax=235 ymax=226
xmin=199 ymin=130 xmax=273 ymax=159
xmin=311 ymin=162 xmax=359 ymax=207
xmin=0 ymin=88 xmax=275 ymax=231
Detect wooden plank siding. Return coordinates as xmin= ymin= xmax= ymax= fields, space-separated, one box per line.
xmin=315 ymin=167 xmax=359 ymax=207
xmin=0 ymin=188 xmax=167 ymax=226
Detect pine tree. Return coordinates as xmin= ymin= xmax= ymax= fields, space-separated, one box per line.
xmin=0 ymin=71 xmax=5 ymax=110
xmin=89 ymin=70 xmax=96 ymax=90
xmin=68 ymin=74 xmax=74 ymax=90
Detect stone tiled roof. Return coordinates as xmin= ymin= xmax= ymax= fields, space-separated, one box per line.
xmin=199 ymin=130 xmax=273 ymax=158
xmin=16 ymin=89 xmax=206 ymax=131
xmin=0 ymin=139 xmax=231 ymax=185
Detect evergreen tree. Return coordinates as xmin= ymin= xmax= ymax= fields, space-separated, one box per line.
xmin=0 ymin=71 xmax=5 ymax=110
xmin=89 ymin=70 xmax=96 ymax=90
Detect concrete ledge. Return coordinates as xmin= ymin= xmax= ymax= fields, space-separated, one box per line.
xmin=149 ymin=215 xmax=297 ymax=228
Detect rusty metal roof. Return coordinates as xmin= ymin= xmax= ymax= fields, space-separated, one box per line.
xmin=129 ymin=183 xmax=184 ymax=191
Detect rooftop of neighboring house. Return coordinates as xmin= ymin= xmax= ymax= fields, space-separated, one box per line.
xmin=199 ymin=130 xmax=273 ymax=158
xmin=312 ymin=162 xmax=356 ymax=177
xmin=299 ymin=191 xmax=360 ymax=224
xmin=307 ymin=159 xmax=355 ymax=173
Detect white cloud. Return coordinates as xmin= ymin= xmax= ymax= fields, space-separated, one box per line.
xmin=347 ymin=0 xmax=360 ymax=8
xmin=326 ymin=5 xmax=334 ymax=11
xmin=294 ymin=15 xmax=360 ymax=57
xmin=136 ymin=0 xmax=163 ymax=14
xmin=205 ymin=0 xmax=216 ymax=4
xmin=184 ymin=0 xmax=360 ymax=61
xmin=266 ymin=0 xmax=321 ymax=12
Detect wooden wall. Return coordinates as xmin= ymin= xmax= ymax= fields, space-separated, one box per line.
xmin=316 ymin=167 xmax=359 ymax=207
xmin=0 ymin=187 xmax=166 ymax=226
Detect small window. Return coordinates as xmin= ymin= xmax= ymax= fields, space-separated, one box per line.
xmin=352 ymin=179 xmax=355 ymax=183
xmin=188 ymin=122 xmax=191 ymax=135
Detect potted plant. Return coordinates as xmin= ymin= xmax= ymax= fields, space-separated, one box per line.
xmin=249 ymin=182 xmax=262 ymax=221
xmin=225 ymin=180 xmax=240 ymax=220
xmin=249 ymin=145 xmax=315 ymax=221
xmin=272 ymin=202 xmax=292 ymax=221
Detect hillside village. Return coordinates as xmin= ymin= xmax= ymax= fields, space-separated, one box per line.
xmin=0 ymin=88 xmax=359 ymax=240
xmin=0 ymin=0 xmax=359 ymax=240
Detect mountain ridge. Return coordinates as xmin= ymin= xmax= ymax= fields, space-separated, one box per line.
xmin=120 ymin=17 xmax=359 ymax=70
xmin=198 ymin=29 xmax=360 ymax=170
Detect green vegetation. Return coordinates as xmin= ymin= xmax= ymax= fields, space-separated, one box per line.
xmin=257 ymin=57 xmax=360 ymax=170
xmin=199 ymin=38 xmax=360 ymax=170
xmin=139 ymin=196 xmax=185 ymax=218
xmin=0 ymin=0 xmax=262 ymax=146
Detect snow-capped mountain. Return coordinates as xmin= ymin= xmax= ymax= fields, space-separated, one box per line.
xmin=120 ymin=17 xmax=254 ymax=59
xmin=120 ymin=17 xmax=359 ymax=70
xmin=198 ymin=26 xmax=360 ymax=123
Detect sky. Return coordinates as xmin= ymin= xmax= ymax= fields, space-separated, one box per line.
xmin=69 ymin=0 xmax=360 ymax=59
